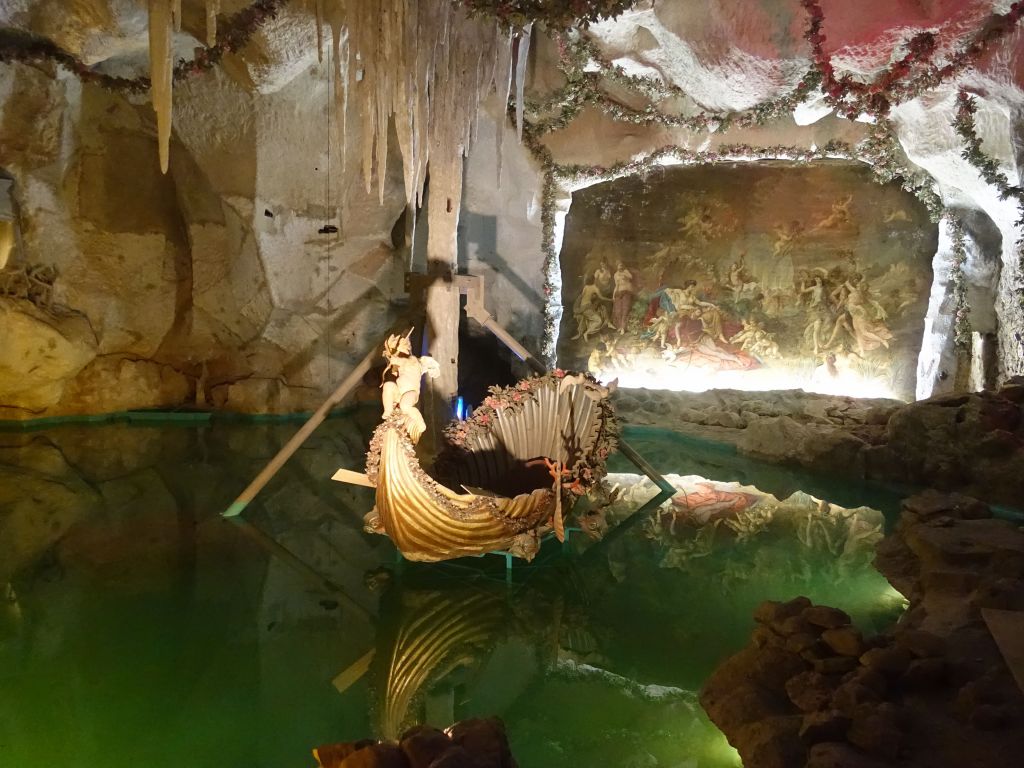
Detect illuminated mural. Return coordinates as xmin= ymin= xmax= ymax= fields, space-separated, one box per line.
xmin=556 ymin=163 xmax=937 ymax=400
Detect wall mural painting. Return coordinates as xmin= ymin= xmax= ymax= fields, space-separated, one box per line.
xmin=557 ymin=163 xmax=937 ymax=400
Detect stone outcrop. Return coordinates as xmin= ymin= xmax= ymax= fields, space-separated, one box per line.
xmin=313 ymin=718 xmax=516 ymax=768
xmin=616 ymin=379 xmax=1024 ymax=507
xmin=700 ymin=491 xmax=1024 ymax=767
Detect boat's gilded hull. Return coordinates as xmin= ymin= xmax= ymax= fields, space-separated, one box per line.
xmin=368 ymin=420 xmax=555 ymax=561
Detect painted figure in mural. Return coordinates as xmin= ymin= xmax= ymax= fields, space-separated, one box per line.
xmin=772 ymin=220 xmax=804 ymax=258
xmin=666 ymin=482 xmax=762 ymax=529
xmin=730 ymin=319 xmax=779 ymax=360
xmin=825 ymin=275 xmax=893 ymax=355
xmin=572 ymin=275 xmax=613 ymax=342
xmin=811 ymin=194 xmax=854 ymax=232
xmin=612 ymin=261 xmax=636 ymax=333
xmin=883 ymin=208 xmax=911 ymax=224
xmin=593 ymin=258 xmax=614 ymax=296
xmin=678 ymin=204 xmax=719 ymax=243
xmin=381 ymin=329 xmax=440 ymax=444
xmin=668 ymin=280 xmax=728 ymax=345
xmin=726 ymin=253 xmax=758 ymax=300
xmin=800 ymin=275 xmax=833 ymax=354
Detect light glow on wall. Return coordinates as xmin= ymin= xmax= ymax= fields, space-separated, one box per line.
xmin=590 ymin=353 xmax=904 ymax=400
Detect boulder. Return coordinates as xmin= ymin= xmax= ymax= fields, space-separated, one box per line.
xmin=846 ymin=707 xmax=903 ymax=760
xmin=399 ymin=727 xmax=451 ymax=768
xmin=785 ymin=670 xmax=834 ymax=713
xmin=446 ymin=718 xmax=515 ymax=768
xmin=803 ymin=605 xmax=852 ymax=629
xmin=0 ymin=298 xmax=96 ymax=414
xmin=754 ymin=596 xmax=813 ymax=625
xmin=799 ymin=710 xmax=851 ymax=745
xmin=859 ymin=646 xmax=912 ymax=678
xmin=821 ymin=627 xmax=865 ymax=657
xmin=805 ymin=742 xmax=886 ymax=768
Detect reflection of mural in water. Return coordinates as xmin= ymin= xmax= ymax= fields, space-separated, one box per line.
xmin=558 ymin=163 xmax=936 ymax=400
xmin=603 ymin=472 xmax=888 ymax=589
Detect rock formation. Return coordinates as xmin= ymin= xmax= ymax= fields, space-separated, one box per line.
xmin=313 ymin=718 xmax=517 ymax=768
xmin=0 ymin=1 xmax=1022 ymax=415
xmin=617 ymin=377 xmax=1024 ymax=506
xmin=701 ymin=491 xmax=1024 ymax=768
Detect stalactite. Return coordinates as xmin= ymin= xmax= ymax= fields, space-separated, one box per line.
xmin=315 ymin=0 xmax=325 ymax=63
xmin=206 ymin=0 xmax=219 ymax=47
xmin=332 ymin=23 xmax=349 ymax=171
xmin=514 ymin=23 xmax=532 ymax=143
xmin=322 ymin=0 xmax=513 ymax=207
xmin=148 ymin=0 xmax=173 ymax=175
xmin=495 ymin=29 xmax=514 ymax=187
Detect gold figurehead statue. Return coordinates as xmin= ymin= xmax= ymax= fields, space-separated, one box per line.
xmin=381 ymin=329 xmax=440 ymax=444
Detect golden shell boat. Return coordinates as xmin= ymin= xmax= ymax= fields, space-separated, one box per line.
xmin=361 ymin=372 xmax=617 ymax=562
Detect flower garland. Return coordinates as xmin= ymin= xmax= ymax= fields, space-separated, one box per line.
xmin=521 ymin=0 xmax=1024 ymax=147
xmin=947 ymin=217 xmax=972 ymax=348
xmin=457 ymin=0 xmax=635 ymax=31
xmin=438 ymin=369 xmax=620 ymax=497
xmin=801 ymin=0 xmax=1024 ymax=118
xmin=953 ymin=89 xmax=1024 ymax=309
xmin=858 ymin=121 xmax=944 ymax=221
xmin=523 ymin=106 xmax=948 ymax=349
xmin=0 ymin=0 xmax=638 ymax=93
xmin=532 ymin=33 xmax=826 ymax=134
xmin=0 ymin=0 xmax=290 ymax=94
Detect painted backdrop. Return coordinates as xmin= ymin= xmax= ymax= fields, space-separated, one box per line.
xmin=556 ymin=162 xmax=937 ymax=400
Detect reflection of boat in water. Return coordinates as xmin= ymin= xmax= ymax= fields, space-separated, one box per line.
xmin=370 ymin=588 xmax=511 ymax=739
xmin=359 ymin=372 xmax=618 ymax=562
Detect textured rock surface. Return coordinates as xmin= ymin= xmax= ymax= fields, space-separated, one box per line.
xmin=0 ymin=7 xmax=406 ymax=417
xmin=1 ymin=0 xmax=1023 ymax=415
xmin=616 ymin=380 xmax=1024 ymax=506
xmin=701 ymin=490 xmax=1024 ymax=768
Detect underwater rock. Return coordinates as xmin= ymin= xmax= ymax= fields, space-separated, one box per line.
xmin=846 ymin=704 xmax=903 ymax=760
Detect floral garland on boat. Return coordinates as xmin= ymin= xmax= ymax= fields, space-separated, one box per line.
xmin=440 ymin=370 xmax=619 ymax=498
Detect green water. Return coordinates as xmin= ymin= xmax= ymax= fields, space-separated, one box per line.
xmin=0 ymin=411 xmax=906 ymax=768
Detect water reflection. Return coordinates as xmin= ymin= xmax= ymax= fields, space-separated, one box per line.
xmin=0 ymin=415 xmax=903 ymax=768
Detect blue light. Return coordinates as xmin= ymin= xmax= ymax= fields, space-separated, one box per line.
xmin=455 ymin=396 xmax=466 ymax=420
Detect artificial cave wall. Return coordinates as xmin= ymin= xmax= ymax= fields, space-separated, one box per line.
xmin=1 ymin=0 xmax=1024 ymax=418
xmin=0 ymin=6 xmax=408 ymax=418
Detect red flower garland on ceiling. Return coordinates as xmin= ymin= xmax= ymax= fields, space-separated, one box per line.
xmin=801 ymin=0 xmax=1024 ymax=118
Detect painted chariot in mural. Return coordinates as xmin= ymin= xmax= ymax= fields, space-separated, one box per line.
xmin=334 ymin=330 xmax=618 ymax=562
